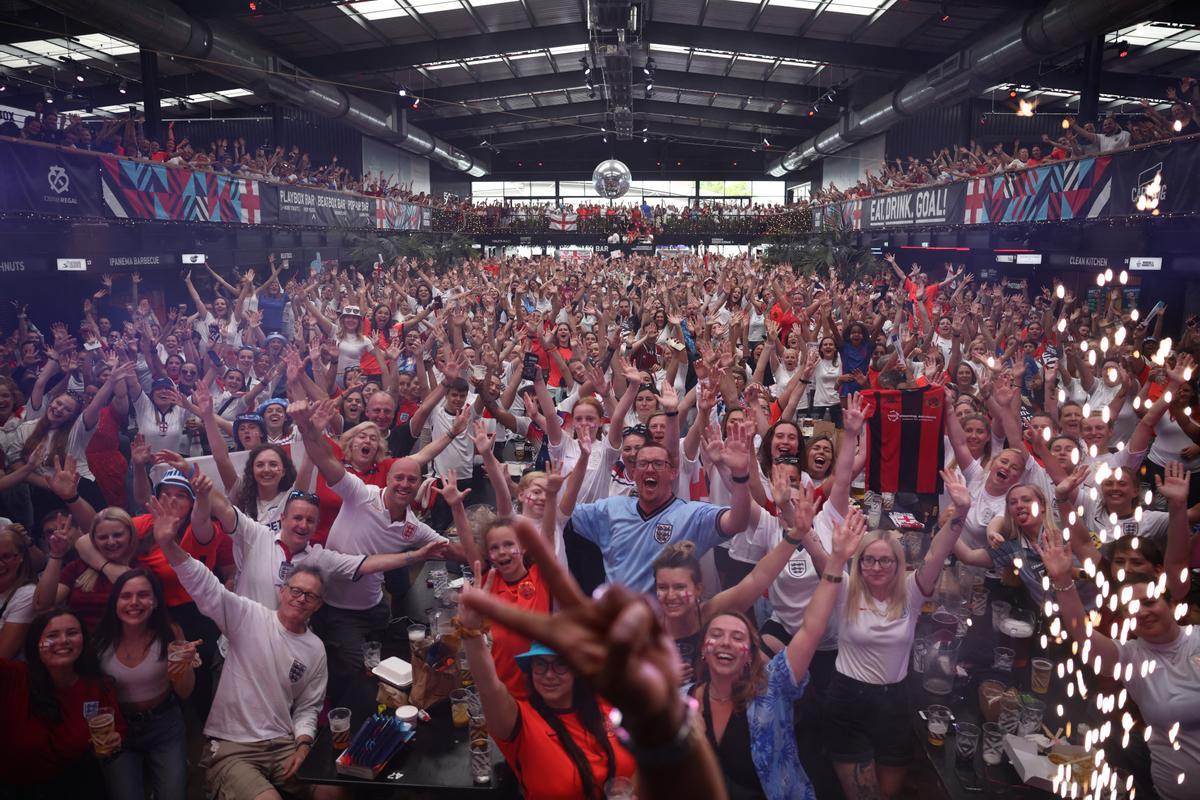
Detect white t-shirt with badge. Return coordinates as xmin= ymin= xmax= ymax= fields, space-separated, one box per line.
xmin=962 ymin=459 xmax=1008 ymax=550
xmin=834 ymin=571 xmax=928 ymax=685
xmin=0 ymin=583 xmax=35 ymax=632
xmin=729 ymin=502 xmax=840 ymax=651
xmin=1113 ymin=628 xmax=1200 ymax=800
xmin=323 ymin=472 xmax=446 ymax=610
xmin=133 ymin=393 xmax=191 ymax=454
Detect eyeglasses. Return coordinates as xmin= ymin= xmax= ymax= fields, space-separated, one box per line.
xmin=859 ymin=555 xmax=897 ymax=569
xmin=283 ymin=585 xmax=322 ymax=604
xmin=530 ymin=658 xmax=569 ymax=676
xmin=287 ymin=490 xmax=320 ymax=504
xmin=634 ymin=459 xmax=671 ymax=471
xmin=0 ymin=552 xmax=20 ymax=563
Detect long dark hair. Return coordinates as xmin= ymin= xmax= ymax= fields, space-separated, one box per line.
xmin=92 ymin=569 xmax=175 ymax=662
xmin=24 ymin=608 xmax=106 ymax=722
xmin=758 ymin=419 xmax=805 ymax=476
xmin=234 ymin=444 xmax=297 ymax=519
xmin=527 ymin=676 xmax=616 ymax=798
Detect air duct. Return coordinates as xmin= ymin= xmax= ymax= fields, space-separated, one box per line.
xmin=766 ymin=0 xmax=1170 ymax=177
xmin=33 ymin=0 xmax=489 ymax=175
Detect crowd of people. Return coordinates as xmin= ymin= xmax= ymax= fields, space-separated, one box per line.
xmin=812 ymin=77 xmax=1200 ymax=204
xmin=0 ymin=244 xmax=1198 ymax=800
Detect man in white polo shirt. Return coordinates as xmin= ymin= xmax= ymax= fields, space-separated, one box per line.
xmin=149 ymin=497 xmax=342 ymax=800
xmin=292 ymin=399 xmax=464 ymax=697
xmin=187 ymin=472 xmax=448 ymax=608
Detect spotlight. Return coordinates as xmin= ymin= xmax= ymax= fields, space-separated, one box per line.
xmin=412 ymin=96 xmax=420 ymax=109
xmin=939 ymin=1 xmax=950 ymax=22
xmin=580 ymin=57 xmax=590 ymax=76
xmin=118 ymin=79 xmax=128 ymax=94
xmin=1117 ymin=40 xmax=1129 ymax=58
xmin=646 ymin=82 xmax=653 ymax=91
xmin=1008 ymin=86 xmax=1018 ymax=98
xmin=1062 ymin=117 xmax=1071 ymax=129
xmin=1174 ymin=119 xmax=1183 ymax=132
xmin=398 ymin=85 xmax=408 ymax=97
xmin=44 ymin=89 xmax=54 ymax=104
xmin=762 ymin=137 xmax=771 ymax=147
xmin=807 ymin=105 xmax=817 ymax=117
xmin=642 ymin=136 xmax=648 ymax=142
xmin=602 ymin=136 xmax=608 ymax=143
xmin=0 ymin=80 xmax=6 ymax=93
xmin=1017 ymin=98 xmax=1034 ymax=117
xmin=248 ymin=1 xmax=257 ymax=9
xmin=643 ymin=58 xmax=655 ymax=76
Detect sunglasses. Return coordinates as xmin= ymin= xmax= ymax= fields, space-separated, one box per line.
xmin=287 ymin=490 xmax=320 ymax=504
xmin=622 ymin=424 xmax=650 ymax=437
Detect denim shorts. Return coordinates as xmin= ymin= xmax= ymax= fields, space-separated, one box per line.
xmin=822 ymin=671 xmax=914 ymax=767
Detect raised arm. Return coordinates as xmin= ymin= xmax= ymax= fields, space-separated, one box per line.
xmin=292 ymin=399 xmax=346 ymax=486
xmin=916 ymin=470 xmax=969 ymax=595
xmin=1037 ymin=532 xmax=1118 ymax=667
xmin=715 ymin=421 xmax=754 ymax=537
xmin=1156 ymin=462 xmax=1194 ymax=602
xmin=787 ymin=508 xmax=864 ymax=680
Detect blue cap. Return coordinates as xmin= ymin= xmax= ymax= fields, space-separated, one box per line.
xmin=155 ymin=468 xmax=195 ymax=500
xmin=150 ymin=377 xmax=176 ymax=392
xmin=514 ymin=642 xmax=558 ymax=670
xmin=233 ymin=413 xmax=267 ymax=440
xmin=256 ymin=397 xmax=287 ymax=416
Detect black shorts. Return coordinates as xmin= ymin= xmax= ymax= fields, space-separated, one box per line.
xmin=823 ymin=671 xmax=914 ymax=767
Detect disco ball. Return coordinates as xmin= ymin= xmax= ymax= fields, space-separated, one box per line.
xmin=592 ymin=159 xmax=632 ymax=199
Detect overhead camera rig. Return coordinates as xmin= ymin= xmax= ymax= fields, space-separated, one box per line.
xmin=585 ymin=0 xmax=648 ymax=141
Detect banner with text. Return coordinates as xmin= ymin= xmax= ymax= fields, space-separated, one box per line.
xmin=862 ymin=183 xmax=965 ymax=228
xmin=0 ymin=140 xmax=103 ymax=218
xmin=271 ymin=185 xmax=375 ymax=228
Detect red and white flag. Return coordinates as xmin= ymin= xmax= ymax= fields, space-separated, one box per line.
xmin=549 ymin=210 xmax=577 ymax=231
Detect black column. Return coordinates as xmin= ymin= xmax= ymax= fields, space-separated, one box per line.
xmin=1079 ymin=35 xmax=1104 ymax=124
xmin=138 ymin=48 xmax=161 ymax=143
xmin=270 ymin=103 xmax=284 ymax=146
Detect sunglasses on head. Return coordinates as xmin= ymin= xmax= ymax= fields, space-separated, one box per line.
xmin=287 ymin=490 xmax=320 ymax=504
xmin=622 ymin=424 xmax=649 ymax=437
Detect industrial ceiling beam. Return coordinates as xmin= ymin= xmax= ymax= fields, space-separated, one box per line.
xmin=423 ymin=68 xmax=826 ymax=105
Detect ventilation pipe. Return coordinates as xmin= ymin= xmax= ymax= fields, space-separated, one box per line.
xmin=767 ymin=0 xmax=1171 ymax=176
xmin=34 ymin=0 xmax=489 ymax=175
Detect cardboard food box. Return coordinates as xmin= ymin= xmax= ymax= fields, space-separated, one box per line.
xmin=1003 ymin=735 xmax=1088 ymax=791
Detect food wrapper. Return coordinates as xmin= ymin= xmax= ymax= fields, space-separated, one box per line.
xmin=978 ymin=680 xmax=1020 ymax=722
xmin=376 ymin=682 xmax=408 ymax=710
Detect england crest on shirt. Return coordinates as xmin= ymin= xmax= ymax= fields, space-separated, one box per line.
xmin=289 ymin=658 xmax=308 ymax=683
xmin=277 ymin=561 xmax=294 ymax=583
xmin=786 ymin=554 xmax=808 ymax=578
xmin=654 ymin=523 xmax=673 ymax=544
xmin=401 ymin=522 xmax=416 ymax=541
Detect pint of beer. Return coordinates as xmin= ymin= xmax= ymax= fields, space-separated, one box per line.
xmin=996 ymin=612 xmax=1035 ymax=669
xmin=89 ymin=707 xmax=118 ymax=757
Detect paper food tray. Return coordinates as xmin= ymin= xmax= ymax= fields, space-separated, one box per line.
xmin=1003 ymin=735 xmax=1086 ymax=791
xmin=371 ymin=656 xmax=413 ymax=688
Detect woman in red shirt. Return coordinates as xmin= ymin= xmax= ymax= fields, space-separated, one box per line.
xmin=451 ymin=504 xmax=551 ymax=700
xmin=459 ymin=550 xmax=634 ymax=799
xmin=34 ymin=508 xmax=139 ymax=632
xmin=0 ymin=608 xmax=125 ymax=794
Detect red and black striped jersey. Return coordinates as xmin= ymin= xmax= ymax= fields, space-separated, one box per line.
xmin=860 ymin=385 xmax=946 ymax=495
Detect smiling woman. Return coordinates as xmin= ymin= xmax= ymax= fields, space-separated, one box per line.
xmin=0 ymin=608 xmax=126 ymax=793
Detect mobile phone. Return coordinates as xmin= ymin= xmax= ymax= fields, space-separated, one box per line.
xmin=472 ymin=365 xmax=486 ymax=381
xmin=521 ymin=352 xmax=540 ymax=382
xmin=432 ymin=296 xmax=443 ymax=310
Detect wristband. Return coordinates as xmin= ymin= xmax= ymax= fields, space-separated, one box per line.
xmin=821 ymin=573 xmax=844 ymax=584
xmin=1051 ymin=580 xmax=1076 ymax=593
xmin=48 ymin=554 xmax=63 ymax=561
xmin=731 ymin=473 xmax=750 ymax=484
xmin=798 ymin=379 xmax=811 ymax=384
xmin=663 ymin=410 xmax=679 ymax=417
xmin=782 ymin=529 xmax=804 ymax=547
xmin=62 ymin=494 xmax=80 ymax=505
